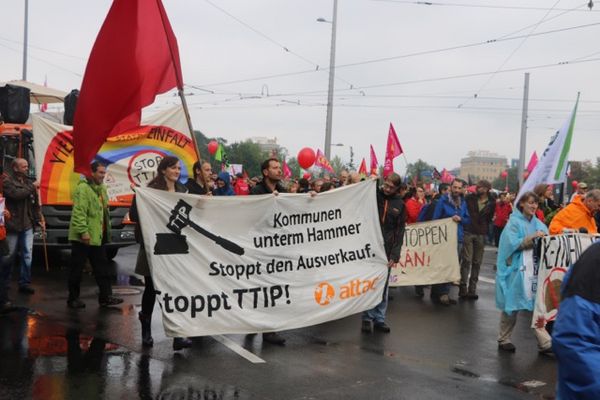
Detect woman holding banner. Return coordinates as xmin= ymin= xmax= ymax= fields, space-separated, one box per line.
xmin=130 ymin=156 xmax=193 ymax=351
xmin=495 ymin=191 xmax=551 ymax=354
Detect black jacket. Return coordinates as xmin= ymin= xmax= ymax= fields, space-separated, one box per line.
xmin=464 ymin=193 xmax=495 ymax=235
xmin=377 ymin=188 xmax=406 ymax=263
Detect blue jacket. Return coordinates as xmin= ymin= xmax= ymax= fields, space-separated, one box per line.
xmin=495 ymin=208 xmax=548 ymax=314
xmin=432 ymin=193 xmax=470 ymax=243
xmin=552 ymin=242 xmax=600 ymax=400
xmin=213 ymin=171 xmax=235 ymax=196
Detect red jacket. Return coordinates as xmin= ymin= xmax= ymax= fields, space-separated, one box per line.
xmin=234 ymin=179 xmax=250 ymax=196
xmin=494 ymin=201 xmax=512 ymax=228
xmin=405 ymin=197 xmax=425 ymax=224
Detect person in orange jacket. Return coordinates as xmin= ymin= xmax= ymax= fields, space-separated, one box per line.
xmin=549 ymin=189 xmax=600 ymax=235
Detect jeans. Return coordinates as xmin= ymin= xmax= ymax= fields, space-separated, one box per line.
xmin=1 ymin=229 xmax=34 ymax=288
xmin=363 ymin=284 xmax=389 ymax=323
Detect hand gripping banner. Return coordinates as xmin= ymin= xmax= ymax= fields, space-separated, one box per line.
xmin=135 ymin=180 xmax=389 ymax=337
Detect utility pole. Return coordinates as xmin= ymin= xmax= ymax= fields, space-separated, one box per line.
xmin=22 ymin=0 xmax=29 ymax=80
xmin=324 ymin=0 xmax=338 ymax=160
xmin=518 ymin=73 xmax=530 ymax=189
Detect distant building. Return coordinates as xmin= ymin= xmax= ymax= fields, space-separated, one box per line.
xmin=459 ymin=150 xmax=507 ymax=183
xmin=250 ymin=136 xmax=281 ymax=156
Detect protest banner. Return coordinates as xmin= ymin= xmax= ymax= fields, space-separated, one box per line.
xmin=531 ymin=233 xmax=599 ymax=329
xmin=135 ymin=180 xmax=389 ymax=337
xmin=388 ymin=218 xmax=460 ymax=286
xmin=32 ymin=106 xmax=196 ymax=205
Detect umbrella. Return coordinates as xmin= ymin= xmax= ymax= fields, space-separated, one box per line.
xmin=0 ymin=80 xmax=67 ymax=104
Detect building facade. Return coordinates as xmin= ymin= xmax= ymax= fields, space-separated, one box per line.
xmin=459 ymin=150 xmax=507 ymax=183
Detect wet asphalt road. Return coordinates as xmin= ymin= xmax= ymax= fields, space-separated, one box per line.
xmin=0 ymin=245 xmax=557 ymax=400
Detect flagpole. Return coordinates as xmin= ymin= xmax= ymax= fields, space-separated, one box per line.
xmin=156 ymin=0 xmax=208 ymax=188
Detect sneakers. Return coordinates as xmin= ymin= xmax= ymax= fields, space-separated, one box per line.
xmin=438 ymin=294 xmax=457 ymax=306
xmin=172 ymin=337 xmax=192 ymax=351
xmin=374 ymin=322 xmax=391 ymax=333
xmin=361 ymin=320 xmax=372 ymax=333
xmin=18 ymin=286 xmax=35 ymax=294
xmin=67 ymin=299 xmax=86 ymax=309
xmin=498 ymin=342 xmax=516 ymax=352
xmin=263 ymin=332 xmax=286 ymax=345
xmin=99 ymin=296 xmax=123 ymax=307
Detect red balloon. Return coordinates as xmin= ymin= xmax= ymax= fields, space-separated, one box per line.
xmin=572 ymin=180 xmax=578 ymax=188
xmin=297 ymin=147 xmax=316 ymax=169
xmin=500 ymin=171 xmax=508 ymax=178
xmin=207 ymin=140 xmax=219 ymax=155
xmin=302 ymin=172 xmax=312 ymax=180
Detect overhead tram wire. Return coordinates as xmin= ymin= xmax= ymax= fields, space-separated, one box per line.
xmin=457 ymin=0 xmax=563 ymax=108
xmin=202 ymin=0 xmax=358 ymax=90
xmin=372 ymin=0 xmax=599 ymax=12
xmin=189 ymin=21 xmax=600 ymax=90
xmin=0 ymin=41 xmax=82 ymax=78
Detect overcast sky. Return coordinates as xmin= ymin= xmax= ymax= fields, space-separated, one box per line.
xmin=2 ymin=0 xmax=599 ymax=173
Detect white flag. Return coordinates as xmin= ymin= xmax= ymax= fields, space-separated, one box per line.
xmin=516 ymin=93 xmax=579 ymax=203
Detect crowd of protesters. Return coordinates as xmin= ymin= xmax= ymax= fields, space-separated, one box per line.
xmin=0 ymin=155 xmax=599 ymax=397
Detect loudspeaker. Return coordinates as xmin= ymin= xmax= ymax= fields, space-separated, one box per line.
xmin=0 ymin=84 xmax=31 ymax=124
xmin=63 ymin=89 xmax=79 ymax=126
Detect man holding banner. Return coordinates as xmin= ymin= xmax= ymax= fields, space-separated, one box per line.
xmin=362 ymin=173 xmax=406 ymax=333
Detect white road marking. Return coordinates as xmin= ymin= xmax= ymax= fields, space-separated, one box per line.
xmin=212 ymin=335 xmax=266 ymax=364
xmin=479 ymin=276 xmax=495 ymax=284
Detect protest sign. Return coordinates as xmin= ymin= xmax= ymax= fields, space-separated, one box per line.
xmin=388 ymin=218 xmax=460 ymax=286
xmin=135 ymin=180 xmax=389 ymax=337
xmin=531 ymin=233 xmax=599 ymax=329
xmin=32 ymin=106 xmax=196 ymax=205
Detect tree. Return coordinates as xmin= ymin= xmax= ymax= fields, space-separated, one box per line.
xmin=492 ymin=166 xmax=519 ymax=192
xmin=226 ymin=140 xmax=269 ymax=177
xmin=405 ymin=159 xmax=436 ymax=185
xmin=286 ymin=157 xmax=302 ymax=179
xmin=330 ymin=155 xmax=345 ymax=175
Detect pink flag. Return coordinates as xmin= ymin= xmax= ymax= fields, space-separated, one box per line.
xmin=369 ymin=145 xmax=378 ymax=176
xmin=526 ymin=151 xmax=538 ymax=173
xmin=40 ymin=76 xmax=48 ymax=112
xmin=314 ymin=149 xmax=335 ymax=173
xmin=358 ymin=158 xmax=367 ymax=176
xmin=383 ymin=123 xmax=404 ymax=177
xmin=440 ymin=168 xmax=455 ymax=184
xmin=283 ymin=159 xmax=292 ymax=179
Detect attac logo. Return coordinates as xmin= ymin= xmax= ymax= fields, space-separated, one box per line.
xmin=314 ymin=282 xmax=335 ymax=306
xmin=314 ymin=278 xmax=379 ymax=306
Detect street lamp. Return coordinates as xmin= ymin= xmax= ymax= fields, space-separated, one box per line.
xmin=317 ymin=0 xmax=338 ymax=160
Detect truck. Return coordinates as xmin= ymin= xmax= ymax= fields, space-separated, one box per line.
xmin=0 ymin=121 xmax=136 ymax=260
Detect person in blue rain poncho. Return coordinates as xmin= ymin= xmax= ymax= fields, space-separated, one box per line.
xmin=552 ymin=241 xmax=600 ymax=400
xmin=495 ymin=191 xmax=552 ymax=354
xmin=212 ymin=171 xmax=235 ymax=196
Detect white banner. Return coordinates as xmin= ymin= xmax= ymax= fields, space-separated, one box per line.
xmin=389 ymin=218 xmax=460 ymax=286
xmin=531 ymin=233 xmax=599 ymax=329
xmin=135 ymin=180 xmax=389 ymax=337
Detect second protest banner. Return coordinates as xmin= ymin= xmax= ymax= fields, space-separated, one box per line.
xmin=389 ymin=218 xmax=460 ymax=286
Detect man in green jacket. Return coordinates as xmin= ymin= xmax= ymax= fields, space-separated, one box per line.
xmin=67 ymin=161 xmax=122 ymax=309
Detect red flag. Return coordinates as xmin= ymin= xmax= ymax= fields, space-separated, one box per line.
xmin=440 ymin=168 xmax=455 ymax=184
xmin=358 ymin=158 xmax=367 ymax=176
xmin=283 ymin=159 xmax=292 ymax=179
xmin=73 ymin=0 xmax=183 ymax=174
xmin=314 ymin=149 xmax=335 ymax=173
xmin=383 ymin=123 xmax=403 ymax=177
xmin=369 ymin=145 xmax=378 ymax=176
xmin=526 ymin=151 xmax=538 ymax=173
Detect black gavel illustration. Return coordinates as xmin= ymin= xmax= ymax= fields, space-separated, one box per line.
xmin=153 ymin=199 xmax=245 ymax=256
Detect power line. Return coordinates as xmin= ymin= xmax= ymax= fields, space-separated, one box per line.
xmin=202 ymin=0 xmax=357 ymax=89
xmin=0 ymin=41 xmax=82 ymax=78
xmin=192 ymin=21 xmax=600 ymax=88
xmin=457 ymin=0 xmax=563 ymax=108
xmin=0 ymin=35 xmax=85 ymax=60
xmin=373 ymin=0 xmax=599 ymax=12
